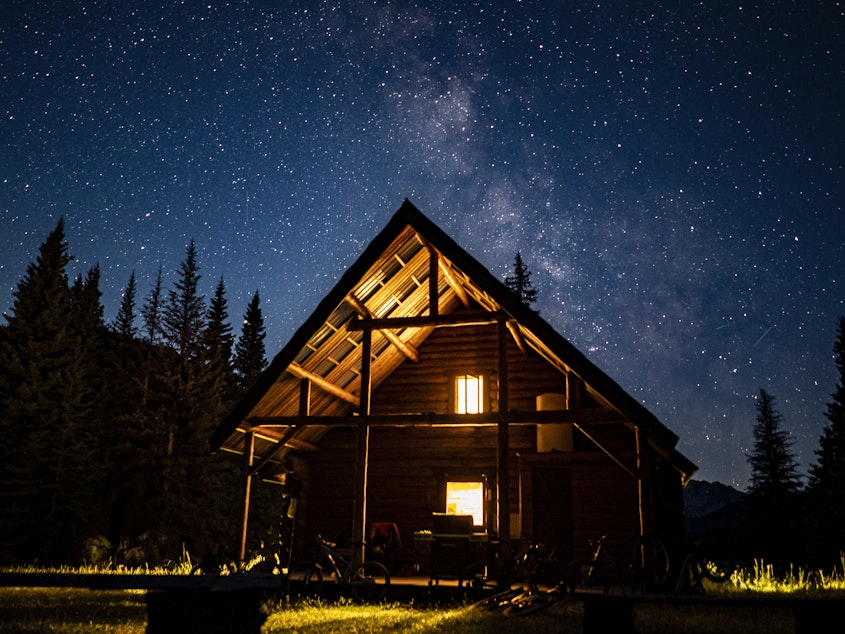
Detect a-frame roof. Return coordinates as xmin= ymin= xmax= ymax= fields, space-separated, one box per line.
xmin=210 ymin=199 xmax=696 ymax=482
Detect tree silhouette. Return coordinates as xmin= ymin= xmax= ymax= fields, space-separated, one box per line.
xmin=745 ymin=389 xmax=803 ymax=564
xmin=0 ymin=220 xmax=107 ymax=563
xmin=114 ymin=271 xmax=138 ymax=339
xmin=505 ymin=251 xmax=537 ymax=307
xmin=807 ymin=316 xmax=845 ymax=566
xmin=233 ymin=291 xmax=267 ymax=396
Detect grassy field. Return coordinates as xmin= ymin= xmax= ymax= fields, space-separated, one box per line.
xmin=0 ymin=587 xmax=807 ymax=634
xmin=2 ymin=556 xmax=843 ymax=632
xmin=0 ymin=588 xmax=583 ymax=634
xmin=0 ymin=587 xmax=147 ymax=633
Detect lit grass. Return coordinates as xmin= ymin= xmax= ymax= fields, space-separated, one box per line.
xmin=715 ymin=554 xmax=845 ymax=595
xmin=0 ymin=587 xmax=147 ymax=634
xmin=262 ymin=597 xmax=583 ymax=634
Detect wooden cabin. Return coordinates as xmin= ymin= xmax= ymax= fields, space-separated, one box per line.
xmin=210 ymin=200 xmax=697 ymax=576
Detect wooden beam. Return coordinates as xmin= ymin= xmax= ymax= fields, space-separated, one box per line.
xmin=429 ymin=248 xmax=439 ymax=317
xmin=506 ymin=320 xmax=527 ymax=354
xmin=287 ymin=362 xmax=360 ymax=407
xmin=496 ymin=319 xmax=510 ymax=551
xmin=299 ymin=378 xmax=311 ymax=417
xmin=438 ymin=258 xmax=471 ymax=308
xmin=248 ymin=380 xmax=310 ymax=475
xmin=248 ymin=426 xmax=298 ymax=475
xmin=237 ymin=431 xmax=255 ymax=571
xmin=245 ymin=408 xmax=628 ymax=428
xmin=573 ymin=422 xmax=638 ymax=479
xmin=636 ymin=427 xmax=654 ymax=536
xmin=348 ymin=310 xmax=508 ymax=331
xmin=345 ymin=295 xmax=420 ymax=362
xmin=352 ymin=326 xmax=372 ymax=567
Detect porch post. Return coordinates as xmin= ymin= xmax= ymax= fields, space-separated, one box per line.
xmin=496 ymin=319 xmax=511 ymax=554
xmin=635 ymin=427 xmax=654 ymax=536
xmin=352 ymin=326 xmax=372 ymax=566
xmin=237 ymin=431 xmax=255 ymax=571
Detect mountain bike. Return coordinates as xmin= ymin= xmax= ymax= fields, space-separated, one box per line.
xmin=471 ymin=582 xmax=567 ymax=617
xmin=629 ymin=533 xmax=672 ymax=594
xmin=462 ymin=538 xmax=563 ymax=592
xmin=566 ymin=534 xmax=619 ymax=594
xmin=288 ymin=534 xmax=390 ymax=602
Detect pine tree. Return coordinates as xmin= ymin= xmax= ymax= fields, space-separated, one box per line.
xmin=162 ymin=240 xmax=205 ymax=357
xmin=206 ymin=277 xmax=234 ymax=378
xmin=0 ymin=220 xmax=108 ymax=563
xmin=807 ymin=316 xmax=845 ymax=566
xmin=141 ymin=267 xmax=164 ymax=345
xmin=114 ymin=271 xmax=138 ymax=339
xmin=748 ymin=389 xmax=802 ymax=497
xmin=745 ymin=389 xmax=803 ymax=565
xmin=233 ymin=291 xmax=267 ymax=396
xmin=504 ymin=251 xmax=538 ymax=307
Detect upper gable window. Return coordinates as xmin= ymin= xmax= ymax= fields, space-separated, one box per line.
xmin=455 ymin=374 xmax=485 ymax=414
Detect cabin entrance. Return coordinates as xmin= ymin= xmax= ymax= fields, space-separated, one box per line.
xmin=519 ymin=458 xmax=573 ymax=563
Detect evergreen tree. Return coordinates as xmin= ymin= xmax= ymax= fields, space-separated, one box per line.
xmin=807 ymin=316 xmax=845 ymax=566
xmin=141 ymin=267 xmax=164 ymax=345
xmin=747 ymin=389 xmax=802 ymax=498
xmin=0 ymin=220 xmax=107 ymax=563
xmin=504 ymin=251 xmax=538 ymax=307
xmin=206 ymin=277 xmax=234 ymax=380
xmin=114 ymin=271 xmax=138 ymax=339
xmin=162 ymin=240 xmax=205 ymax=357
xmin=745 ymin=389 xmax=803 ymax=566
xmin=233 ymin=291 xmax=267 ymax=396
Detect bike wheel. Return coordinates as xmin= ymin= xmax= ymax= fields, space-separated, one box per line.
xmin=470 ymin=587 xmax=520 ymax=612
xmin=568 ymin=559 xmax=609 ymax=594
xmin=502 ymin=590 xmax=559 ymax=617
xmin=630 ymin=535 xmax=671 ymax=593
xmin=287 ymin=562 xmax=323 ymax=599
xmin=536 ymin=559 xmax=565 ymax=588
xmin=348 ymin=561 xmax=390 ymax=602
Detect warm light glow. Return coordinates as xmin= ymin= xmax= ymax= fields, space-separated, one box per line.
xmin=446 ymin=481 xmax=484 ymax=526
xmin=456 ymin=374 xmax=484 ymax=414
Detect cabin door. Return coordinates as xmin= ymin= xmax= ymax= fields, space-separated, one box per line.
xmin=531 ymin=467 xmax=572 ymax=563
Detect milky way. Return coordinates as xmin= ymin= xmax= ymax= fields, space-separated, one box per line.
xmin=2 ymin=1 xmax=843 ymax=488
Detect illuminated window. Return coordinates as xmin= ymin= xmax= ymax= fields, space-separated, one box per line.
xmin=455 ymin=374 xmax=485 ymax=414
xmin=446 ymin=481 xmax=484 ymax=526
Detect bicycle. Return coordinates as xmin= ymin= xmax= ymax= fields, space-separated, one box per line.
xmin=566 ymin=534 xmax=619 ymax=594
xmin=471 ymin=580 xmax=567 ymax=617
xmin=629 ymin=533 xmax=672 ymax=594
xmin=288 ymin=534 xmax=391 ymax=602
xmin=462 ymin=538 xmax=563 ymax=592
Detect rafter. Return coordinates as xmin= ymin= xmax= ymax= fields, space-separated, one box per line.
xmin=287 ymin=361 xmax=360 ymax=407
xmin=344 ymin=295 xmax=420 ymax=361
xmin=438 ymin=257 xmax=471 ymax=308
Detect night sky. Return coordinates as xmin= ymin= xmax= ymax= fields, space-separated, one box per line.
xmin=2 ymin=1 xmax=843 ymax=489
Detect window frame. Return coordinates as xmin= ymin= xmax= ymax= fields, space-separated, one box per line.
xmin=451 ymin=372 xmax=489 ymax=414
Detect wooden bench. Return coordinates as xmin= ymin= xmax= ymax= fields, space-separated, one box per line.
xmin=0 ymin=572 xmax=283 ymax=634
xmin=580 ymin=591 xmax=845 ymax=634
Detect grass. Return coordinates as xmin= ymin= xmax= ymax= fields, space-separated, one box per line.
xmin=0 ymin=589 xmax=582 ymax=634
xmin=3 ymin=558 xmax=845 ymax=633
xmin=710 ymin=554 xmax=845 ymax=596
xmin=0 ymin=587 xmax=147 ymax=633
xmin=262 ymin=597 xmax=582 ymax=634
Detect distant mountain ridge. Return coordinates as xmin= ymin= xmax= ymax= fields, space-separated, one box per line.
xmin=684 ymin=479 xmax=746 ymax=518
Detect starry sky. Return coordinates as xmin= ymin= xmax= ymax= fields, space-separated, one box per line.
xmin=1 ymin=1 xmax=843 ymax=489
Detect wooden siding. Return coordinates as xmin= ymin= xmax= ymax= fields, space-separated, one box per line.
xmin=371 ymin=322 xmax=583 ymax=415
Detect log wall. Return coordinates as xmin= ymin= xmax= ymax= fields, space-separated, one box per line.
xmin=288 ymin=321 xmax=670 ymax=572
